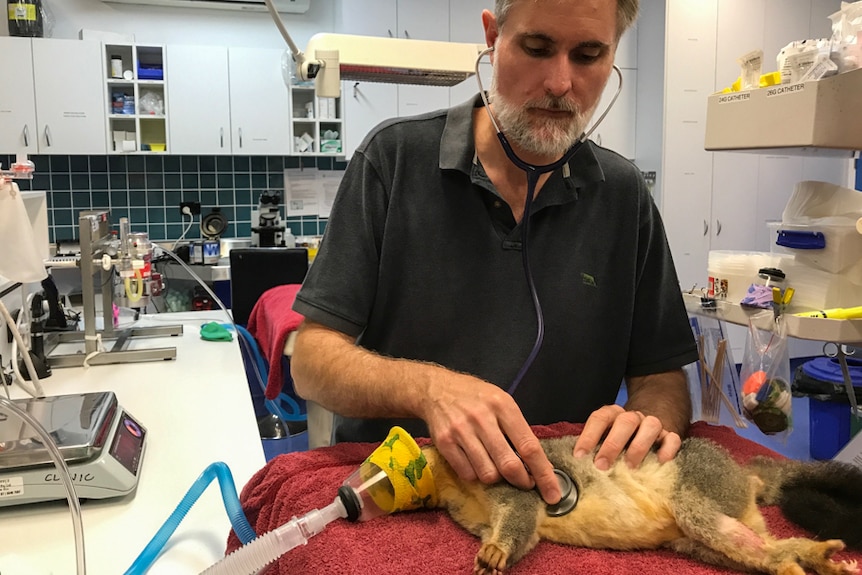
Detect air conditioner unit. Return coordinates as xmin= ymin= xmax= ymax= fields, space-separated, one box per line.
xmin=101 ymin=0 xmax=310 ymax=13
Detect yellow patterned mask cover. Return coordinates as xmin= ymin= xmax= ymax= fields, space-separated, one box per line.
xmin=361 ymin=426 xmax=437 ymax=513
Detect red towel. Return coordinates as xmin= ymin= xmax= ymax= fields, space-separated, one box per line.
xmin=246 ymin=284 xmax=304 ymax=400
xmin=227 ymin=421 xmax=862 ymax=574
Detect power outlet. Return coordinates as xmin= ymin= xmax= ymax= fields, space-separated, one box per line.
xmin=179 ymin=201 xmax=201 ymax=216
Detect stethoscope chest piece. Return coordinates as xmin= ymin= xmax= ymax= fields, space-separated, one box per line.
xmin=545 ymin=469 xmax=578 ymax=517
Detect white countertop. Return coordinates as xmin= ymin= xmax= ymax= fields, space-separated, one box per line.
xmin=0 ymin=311 xmax=266 ymax=575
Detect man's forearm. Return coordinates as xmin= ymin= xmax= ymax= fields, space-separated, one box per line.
xmin=289 ymin=320 xmax=438 ymax=420
xmin=624 ymin=369 xmax=692 ymax=437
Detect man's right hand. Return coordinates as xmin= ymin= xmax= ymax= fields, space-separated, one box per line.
xmin=418 ymin=373 xmax=561 ymax=505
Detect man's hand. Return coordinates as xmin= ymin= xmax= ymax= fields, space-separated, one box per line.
xmin=419 ymin=374 xmax=562 ymax=505
xmin=572 ymin=404 xmax=682 ymax=470
xmin=572 ymin=370 xmax=691 ymax=470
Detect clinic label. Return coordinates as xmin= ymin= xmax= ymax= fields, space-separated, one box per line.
xmin=0 ymin=476 xmax=24 ymax=498
xmin=717 ymin=92 xmax=750 ymax=104
xmin=766 ymin=84 xmax=806 ymax=97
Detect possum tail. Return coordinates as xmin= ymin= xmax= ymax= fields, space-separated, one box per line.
xmin=746 ymin=456 xmax=862 ymax=550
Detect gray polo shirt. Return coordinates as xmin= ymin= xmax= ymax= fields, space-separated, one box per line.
xmin=293 ymin=94 xmax=698 ymax=443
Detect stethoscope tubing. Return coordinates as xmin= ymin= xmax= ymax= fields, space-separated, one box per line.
xmin=472 ymin=47 xmax=622 ymax=396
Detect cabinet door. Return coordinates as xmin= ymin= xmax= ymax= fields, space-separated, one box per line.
xmin=167 ymin=45 xmax=232 ymax=155
xmin=661 ymin=0 xmax=718 ymax=290
xmin=343 ymin=81 xmax=398 ymax=158
xmin=340 ymin=0 xmax=398 ymax=158
xmin=341 ymin=0 xmax=396 ymax=36
xmin=592 ymin=68 xmax=636 ymax=160
xmin=0 ymin=38 xmax=38 ymax=155
xmin=228 ymin=47 xmax=291 ymax=155
xmin=395 ymin=0 xmax=451 ymax=116
xmin=32 ymin=39 xmax=106 ymax=155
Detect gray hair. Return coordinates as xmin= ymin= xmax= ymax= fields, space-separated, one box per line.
xmin=494 ymin=0 xmax=639 ymax=40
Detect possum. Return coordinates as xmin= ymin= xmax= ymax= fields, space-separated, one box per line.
xmin=421 ymin=436 xmax=862 ymax=575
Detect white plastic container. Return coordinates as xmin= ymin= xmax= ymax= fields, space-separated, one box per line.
xmin=778 ymin=256 xmax=861 ymax=311
xmin=767 ymin=220 xmax=862 ymax=274
xmin=707 ymin=251 xmax=782 ymax=303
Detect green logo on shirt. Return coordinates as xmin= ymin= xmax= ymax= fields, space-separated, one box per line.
xmin=581 ymin=273 xmax=597 ymax=287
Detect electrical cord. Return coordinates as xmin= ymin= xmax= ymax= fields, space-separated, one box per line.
xmin=0 ymin=396 xmax=86 ymax=575
xmin=0 ymin=298 xmax=44 ymax=397
xmin=171 ymin=209 xmax=195 ymax=252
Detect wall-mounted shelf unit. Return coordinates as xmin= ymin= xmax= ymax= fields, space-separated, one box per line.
xmin=704 ymin=67 xmax=862 ymax=156
xmin=288 ymin=84 xmax=344 ymax=156
xmin=104 ymin=43 xmax=168 ymax=154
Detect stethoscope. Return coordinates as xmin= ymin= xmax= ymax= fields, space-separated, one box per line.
xmin=474 ymin=46 xmax=623 ymax=517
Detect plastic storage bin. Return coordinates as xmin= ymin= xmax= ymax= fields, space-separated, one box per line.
xmin=767 ymin=220 xmax=862 ymax=275
xmin=793 ymin=356 xmax=862 ymax=460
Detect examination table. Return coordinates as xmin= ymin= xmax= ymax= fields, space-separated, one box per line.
xmin=226 ymin=420 xmax=862 ymax=574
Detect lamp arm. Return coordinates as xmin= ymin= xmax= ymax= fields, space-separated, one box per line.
xmin=263 ymin=0 xmax=306 ymax=68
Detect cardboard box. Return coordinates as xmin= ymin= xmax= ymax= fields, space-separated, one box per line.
xmin=704 ymin=67 xmax=862 ymax=153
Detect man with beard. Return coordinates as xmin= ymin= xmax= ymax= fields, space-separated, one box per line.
xmin=289 ymin=0 xmax=698 ymax=506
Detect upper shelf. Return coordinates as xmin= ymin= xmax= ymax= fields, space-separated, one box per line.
xmin=704 ymin=67 xmax=862 ymax=156
xmin=683 ymin=293 xmax=862 ymax=345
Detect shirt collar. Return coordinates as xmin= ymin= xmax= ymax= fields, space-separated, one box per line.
xmin=439 ymin=93 xmax=607 ymax=194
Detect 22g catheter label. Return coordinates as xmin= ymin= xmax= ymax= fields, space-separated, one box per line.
xmin=0 ymin=476 xmax=24 ymax=499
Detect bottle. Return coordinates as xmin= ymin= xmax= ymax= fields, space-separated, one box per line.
xmin=111 ymin=56 xmax=123 ymax=79
xmin=284 ymin=227 xmax=296 ymax=248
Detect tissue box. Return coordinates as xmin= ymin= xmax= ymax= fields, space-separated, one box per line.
xmin=320 ymin=139 xmax=342 ymax=153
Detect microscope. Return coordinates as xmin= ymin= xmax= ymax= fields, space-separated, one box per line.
xmin=250 ymin=192 xmax=286 ymax=247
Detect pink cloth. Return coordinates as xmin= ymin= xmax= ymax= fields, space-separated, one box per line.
xmin=227 ymin=421 xmax=862 ymax=574
xmin=246 ymin=284 xmax=303 ymax=400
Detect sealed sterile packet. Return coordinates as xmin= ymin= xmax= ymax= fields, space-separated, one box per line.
xmin=737 ymin=49 xmax=763 ymax=90
xmin=740 ymin=314 xmax=793 ymax=437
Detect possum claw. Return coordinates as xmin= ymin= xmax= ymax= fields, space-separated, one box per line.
xmin=475 ymin=542 xmax=509 ymax=575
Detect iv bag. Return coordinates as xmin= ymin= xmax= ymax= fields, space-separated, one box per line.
xmin=0 ymin=181 xmax=48 ymax=283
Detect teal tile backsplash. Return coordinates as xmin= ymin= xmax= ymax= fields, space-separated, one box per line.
xmin=4 ymin=153 xmax=343 ymax=245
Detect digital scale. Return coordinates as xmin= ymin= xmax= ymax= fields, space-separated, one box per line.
xmin=0 ymin=391 xmax=146 ymax=507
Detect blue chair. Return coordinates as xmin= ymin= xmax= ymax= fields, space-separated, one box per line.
xmin=235 ymin=325 xmax=308 ymax=459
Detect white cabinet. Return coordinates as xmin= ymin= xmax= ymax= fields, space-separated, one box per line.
xmin=657 ymin=0 xmax=851 ymax=291
xmin=166 ymin=44 xmax=232 ymax=155
xmin=340 ymin=0 xmax=451 ymax=157
xmin=593 ymin=67 xmax=637 ymax=159
xmin=0 ymin=37 xmax=37 ymax=154
xmin=228 ymin=47 xmax=292 ymax=155
xmin=103 ymin=43 xmax=168 ymax=154
xmin=32 ymin=38 xmax=106 ymax=155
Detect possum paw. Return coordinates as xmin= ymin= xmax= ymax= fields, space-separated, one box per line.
xmin=806 ymin=540 xmax=860 ymax=575
xmin=474 ymin=542 xmax=510 ymax=575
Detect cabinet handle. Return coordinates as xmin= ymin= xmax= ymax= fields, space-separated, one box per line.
xmin=715 ymin=220 xmax=722 ymax=236
xmin=23 ymin=124 xmax=30 ymax=148
xmin=387 ymin=29 xmax=393 ymax=37
xmin=238 ymin=127 xmax=243 ymax=148
xmin=220 ymin=127 xmax=224 ymax=148
xmin=44 ymin=125 xmax=52 ymax=148
xmin=702 ymin=220 xmax=708 ymax=236
xmin=404 ymin=30 xmax=410 ymax=38
xmin=353 ymin=82 xmax=360 ymax=99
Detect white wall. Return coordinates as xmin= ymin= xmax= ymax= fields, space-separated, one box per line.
xmin=1 ymin=0 xmax=337 ymax=50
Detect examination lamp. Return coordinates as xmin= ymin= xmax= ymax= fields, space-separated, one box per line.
xmin=263 ymin=0 xmax=484 ymax=98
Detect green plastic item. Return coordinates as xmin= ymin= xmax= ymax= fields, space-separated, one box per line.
xmin=200 ymin=322 xmax=233 ymax=342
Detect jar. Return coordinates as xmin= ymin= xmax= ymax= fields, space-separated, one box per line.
xmin=757 ymin=267 xmax=785 ymax=288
